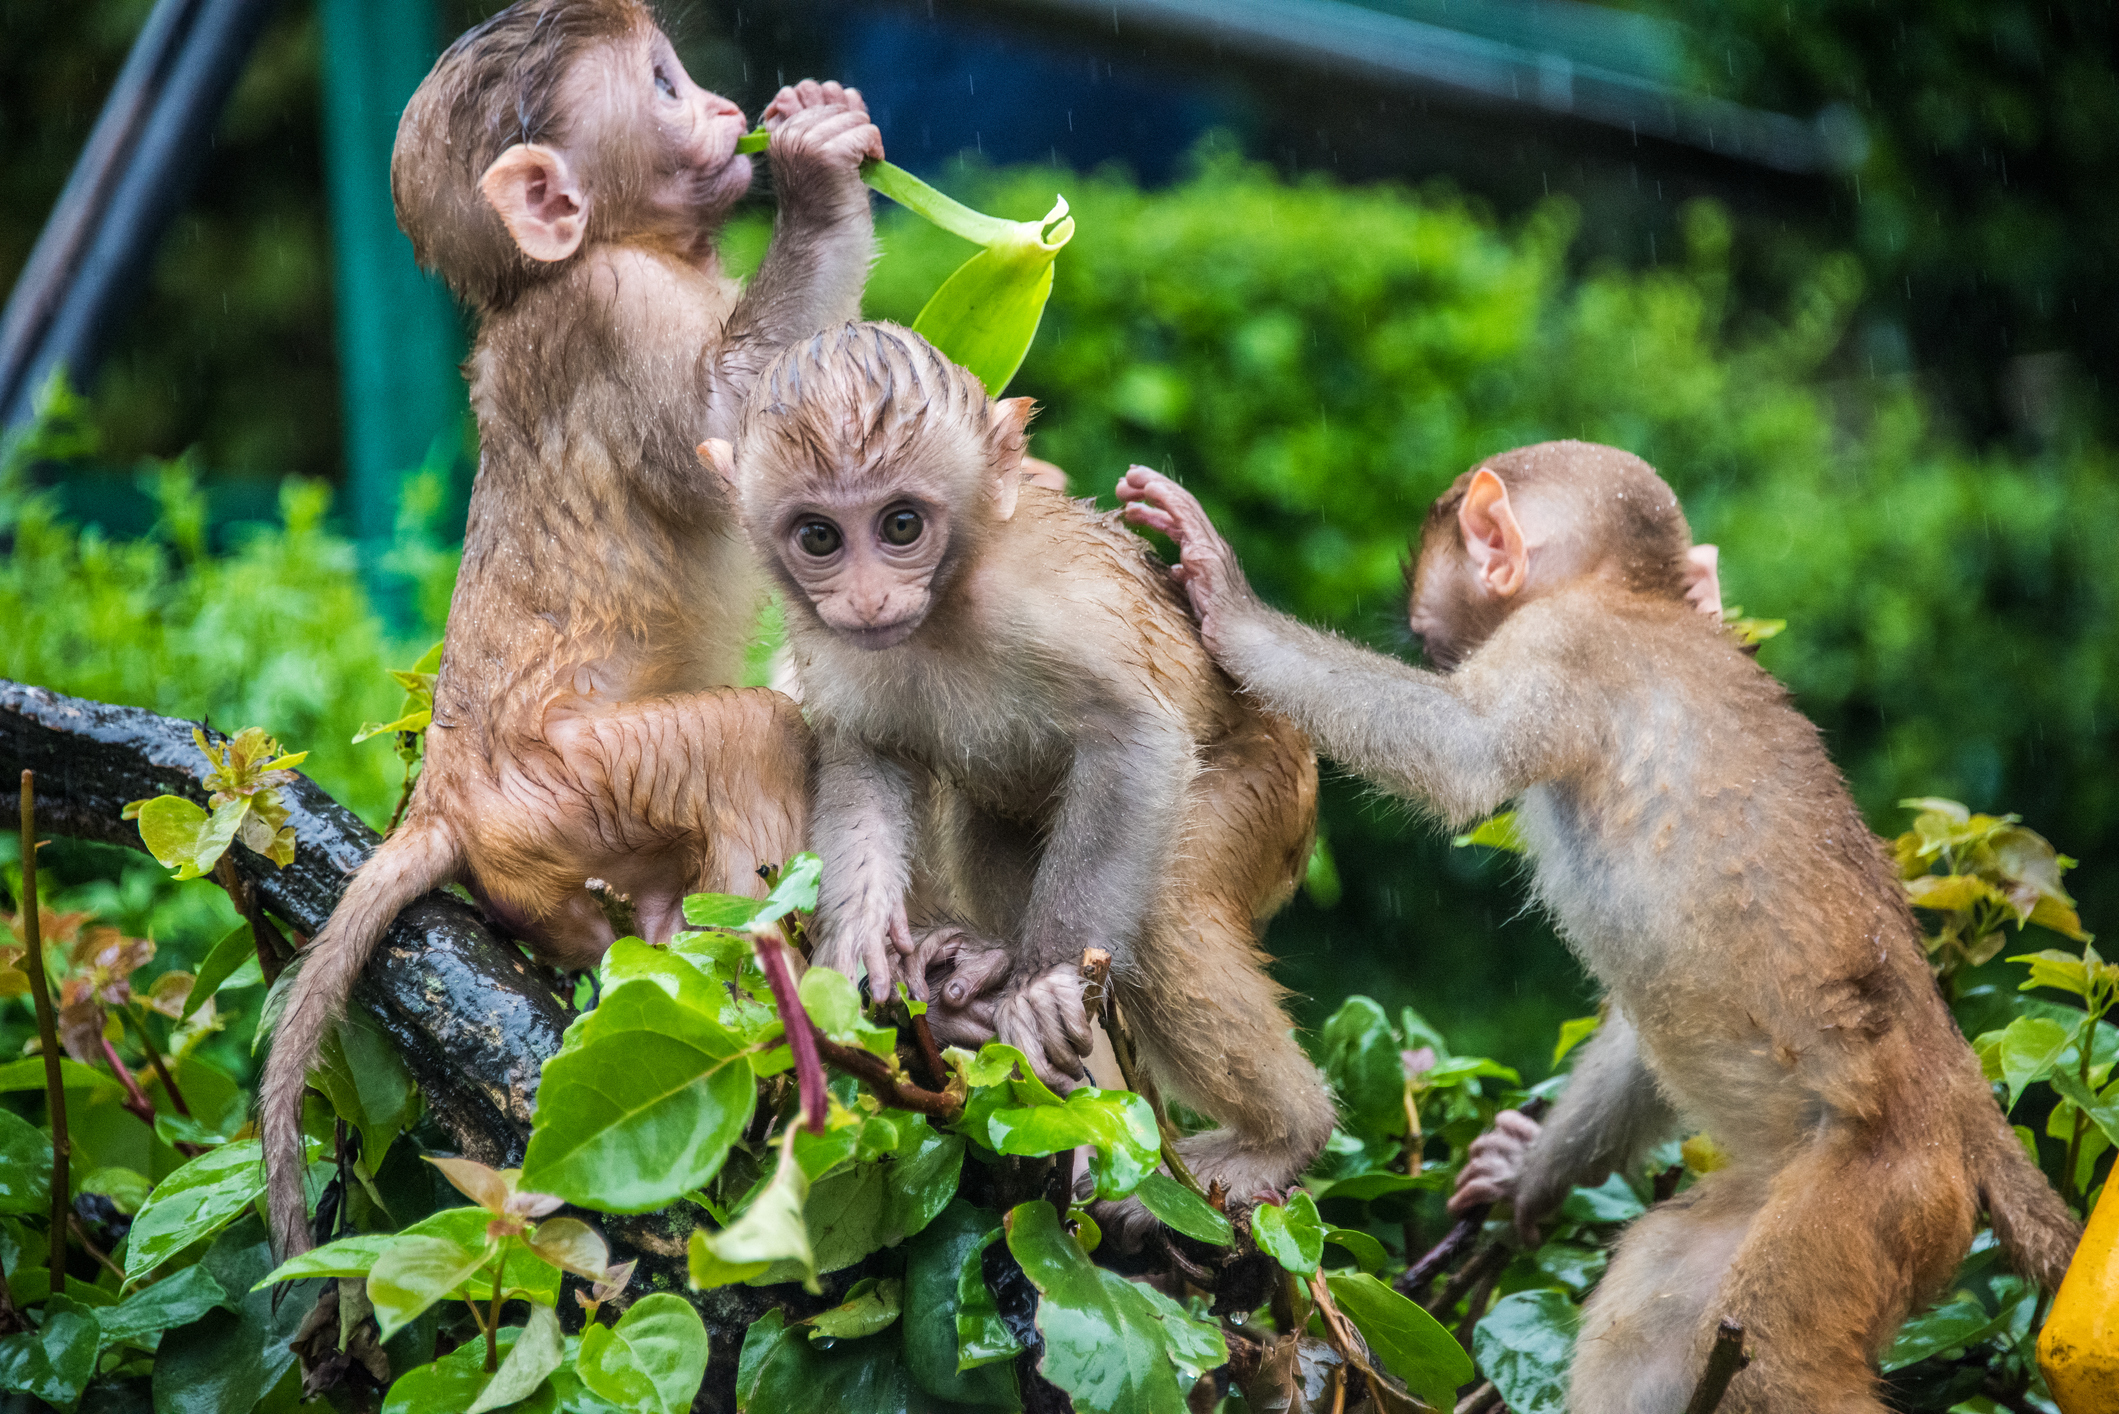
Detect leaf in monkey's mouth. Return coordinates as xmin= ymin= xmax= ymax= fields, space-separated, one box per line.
xmin=737 ymin=128 xmax=1075 ymax=396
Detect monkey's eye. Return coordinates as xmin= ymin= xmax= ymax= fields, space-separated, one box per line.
xmin=796 ymin=520 xmax=842 ymax=557
xmin=878 ymin=508 xmax=924 ymax=547
xmin=654 ymin=65 xmax=677 ymax=100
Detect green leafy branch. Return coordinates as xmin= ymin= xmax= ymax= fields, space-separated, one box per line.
xmin=122 ymin=727 xmax=306 ymax=880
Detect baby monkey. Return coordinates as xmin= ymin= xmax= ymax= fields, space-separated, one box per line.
xmin=704 ymin=322 xmax=1336 ymax=1228
xmin=1119 ymin=446 xmax=2078 ymax=1414
xmin=263 ymin=0 xmax=881 ymax=1257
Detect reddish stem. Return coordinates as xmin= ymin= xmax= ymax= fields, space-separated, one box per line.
xmin=99 ymin=1033 xmax=157 ymax=1126
xmin=753 ymin=934 xmax=827 ymax=1133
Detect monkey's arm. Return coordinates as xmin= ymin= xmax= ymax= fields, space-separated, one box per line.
xmin=810 ymin=734 xmax=920 ymax=997
xmin=995 ymin=714 xmax=1195 ymax=1084
xmin=708 ymin=83 xmax=880 ymax=431
xmin=1455 ymin=1011 xmax=1677 ymax=1242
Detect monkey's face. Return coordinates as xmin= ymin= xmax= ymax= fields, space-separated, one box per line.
xmin=1406 ymin=529 xmax=1512 ymax=671
xmin=774 ymin=484 xmax=956 ymax=650
xmin=580 ymin=28 xmax=753 ymax=237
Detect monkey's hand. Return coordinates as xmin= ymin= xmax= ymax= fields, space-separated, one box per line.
xmin=1448 ymin=1108 xmax=1547 ymax=1240
xmin=761 ymin=80 xmax=884 ymax=215
xmin=993 ymin=965 xmax=1095 ymax=1089
xmin=811 ymin=902 xmax=911 ymax=1008
xmin=1114 ymin=466 xmax=1258 ymax=654
xmin=910 ymin=927 xmax=1016 ymax=1049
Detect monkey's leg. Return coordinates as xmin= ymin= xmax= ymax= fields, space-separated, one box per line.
xmin=537 ymin=688 xmax=811 ymax=943
xmin=1697 ymin=1128 xmax=1975 ymax=1414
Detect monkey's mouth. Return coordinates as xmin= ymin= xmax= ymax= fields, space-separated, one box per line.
xmin=842 ymin=618 xmax=922 ymax=651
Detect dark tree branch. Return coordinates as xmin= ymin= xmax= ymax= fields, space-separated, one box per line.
xmin=0 ymin=680 xmax=777 ymax=1411
xmin=1683 ymin=1319 xmax=1750 ymax=1414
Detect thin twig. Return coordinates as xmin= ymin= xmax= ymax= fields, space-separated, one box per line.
xmin=1426 ymin=1238 xmax=1511 ymax=1317
xmin=1682 ymin=1319 xmax=1750 ymax=1414
xmin=98 ymin=1033 xmax=157 ymax=1125
xmin=812 ymin=1032 xmax=963 ymax=1121
xmin=20 ymin=771 xmax=69 ymax=1295
xmin=119 ymin=1007 xmax=190 ymax=1117
xmin=903 ymin=998 xmax=947 ymax=1091
xmin=1455 ymin=1382 xmax=1503 ymax=1414
xmin=66 ymin=1216 xmax=125 ymax=1284
xmin=1100 ymin=983 xmax=1209 ymax=1198
xmin=1396 ymin=1095 xmax=1550 ymax=1298
xmin=213 ymin=857 xmax=286 ymax=987
xmin=752 ymin=933 xmax=826 ymax=1133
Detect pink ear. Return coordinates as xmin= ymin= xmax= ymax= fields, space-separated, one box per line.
xmin=1458 ymin=468 xmax=1527 ymax=598
xmin=989 ymin=398 xmax=1034 ymax=520
xmin=697 ymin=439 xmax=738 ymax=489
xmin=479 ymin=144 xmax=588 ymax=263
xmin=1684 ymin=543 xmax=1723 ymax=621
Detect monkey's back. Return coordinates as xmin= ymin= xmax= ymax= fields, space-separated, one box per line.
xmin=1499 ymin=590 xmax=1971 ymax=1145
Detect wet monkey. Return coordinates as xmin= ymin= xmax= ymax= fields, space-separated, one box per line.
xmin=261 ymin=0 xmax=882 ymax=1256
xmin=704 ymin=322 xmax=1337 ymax=1231
xmin=1119 ymin=445 xmax=2079 ymax=1413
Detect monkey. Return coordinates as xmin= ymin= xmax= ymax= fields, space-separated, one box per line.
xmin=259 ymin=0 xmax=884 ymax=1258
xmin=1115 ymin=444 xmax=2080 ymax=1413
xmin=700 ymin=321 xmax=1337 ymax=1233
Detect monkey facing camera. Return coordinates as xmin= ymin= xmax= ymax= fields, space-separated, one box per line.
xmin=1119 ymin=446 xmax=2081 ymax=1414
xmin=705 ymin=322 xmax=1338 ymax=1242
xmin=263 ymin=0 xmax=887 ymax=1261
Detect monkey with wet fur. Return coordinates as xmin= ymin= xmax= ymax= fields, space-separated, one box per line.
xmin=702 ymin=322 xmax=1336 ymax=1233
xmin=1118 ymin=444 xmax=2079 ymax=1413
xmin=262 ymin=0 xmax=883 ymax=1258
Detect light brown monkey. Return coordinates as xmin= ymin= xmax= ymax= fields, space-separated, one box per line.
xmin=1118 ymin=444 xmax=2079 ymax=1414
xmin=702 ymin=321 xmax=1336 ymax=1230
xmin=261 ymin=0 xmax=882 ymax=1257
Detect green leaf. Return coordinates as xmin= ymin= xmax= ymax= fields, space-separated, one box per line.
xmin=1451 ymin=811 xmax=1526 ymax=853
xmin=381 ymin=1325 xmax=538 ymax=1414
xmin=1322 ymin=1226 xmax=1390 ymax=1275
xmin=0 ymin=1293 xmax=98 ymax=1410
xmin=150 ymin=1214 xmax=316 ymax=1414
xmin=1252 ymin=1190 xmax=1326 ymax=1275
xmin=1551 ymin=1014 xmax=1601 ymax=1068
xmin=1317 ymin=997 xmax=1406 ymax=1138
xmin=960 ymin=1073 xmax=1158 ymax=1199
xmin=2047 ymin=1066 xmax=2119 ymax=1150
xmin=798 ymin=967 xmax=896 ymax=1056
xmin=901 ymin=1200 xmax=1020 ymax=1405
xmin=1558 ymin=1173 xmax=1646 ymax=1225
xmin=681 ymin=893 xmax=761 ymax=929
xmin=521 ymin=979 xmax=756 ymax=1212
xmin=808 ymin=1277 xmax=902 ymax=1341
xmin=1532 ymin=1242 xmax=1609 ymax=1296
xmin=135 ymin=794 xmax=245 ymax=879
xmin=468 ymin=1304 xmax=567 ymax=1414
xmin=124 ymin=1138 xmax=273 ymax=1279
xmin=1311 ymin=1169 xmax=1447 ymax=1201
xmin=752 ymin=853 xmax=823 ymax=925
xmin=0 ymin=1056 xmax=125 ymax=1095
xmin=255 ymin=1230 xmax=395 ymax=1286
xmin=311 ymin=1007 xmax=418 ymax=1179
xmin=1471 ymin=1289 xmax=1580 ymax=1414
xmin=183 ymin=922 xmax=256 ymax=1020
xmin=1007 ymin=1199 xmax=1226 ymax=1413
xmin=2012 ymin=949 xmax=2094 ymax=998
xmin=1998 ymin=1015 xmax=2073 ymax=1109
xmin=368 ymin=1231 xmax=494 ymax=1341
xmin=0 ymin=1108 xmax=52 ymax=1216
xmin=1329 ymin=1272 xmax=1472 ymax=1410
xmin=1133 ymin=1173 xmax=1233 ymax=1246
xmin=955 ymin=1244 xmax=1021 ymax=1370
xmin=600 ymin=937 xmax=726 ymax=1017
xmin=1881 ymin=1292 xmax=2011 ymax=1372
xmin=693 ymin=1126 xmax=816 ymax=1293
xmin=96 ymin=1264 xmax=229 ymax=1350
xmin=740 ymin=1305 xmax=973 ymax=1414
xmin=754 ymin=1120 xmax=965 ymax=1284
xmin=576 ymin=1293 xmax=709 ymax=1414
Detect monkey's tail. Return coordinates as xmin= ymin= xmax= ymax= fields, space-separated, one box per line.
xmin=1969 ymin=1095 xmax=2083 ymax=1290
xmin=260 ymin=815 xmax=461 ymax=1260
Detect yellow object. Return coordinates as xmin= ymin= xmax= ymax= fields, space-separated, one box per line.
xmin=2040 ymin=1180 xmax=2119 ymax=1413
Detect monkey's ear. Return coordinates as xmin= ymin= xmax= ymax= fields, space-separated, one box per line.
xmin=698 ymin=439 xmax=738 ymax=490
xmin=1459 ymin=468 xmax=1528 ymax=599
xmin=1684 ymin=543 xmax=1723 ymax=622
xmin=988 ymin=397 xmax=1034 ymax=520
xmin=479 ymin=144 xmax=589 ymax=263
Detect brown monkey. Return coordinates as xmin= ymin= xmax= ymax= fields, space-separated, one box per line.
xmin=702 ymin=322 xmax=1336 ymax=1229
xmin=1117 ymin=445 xmax=2079 ymax=1414
xmin=261 ymin=0 xmax=882 ymax=1257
